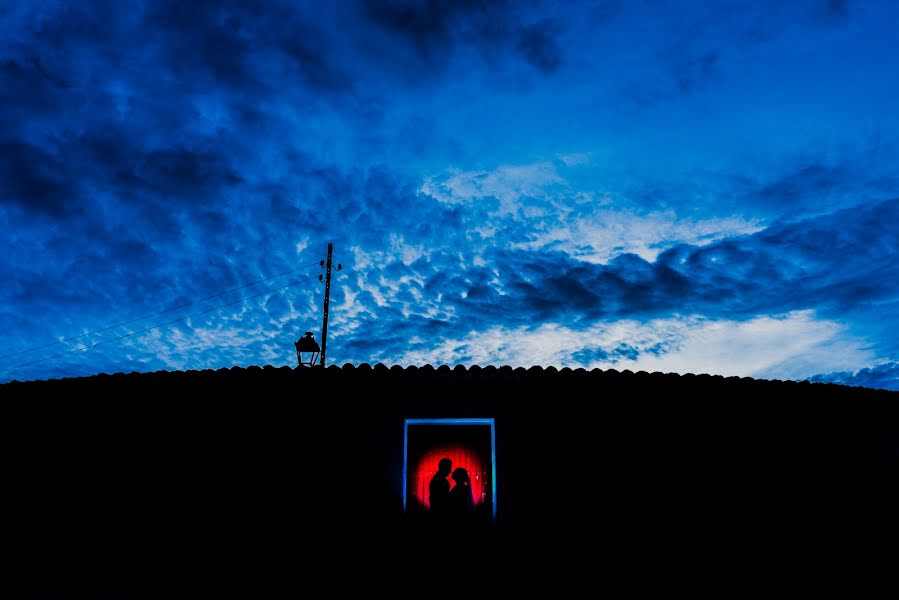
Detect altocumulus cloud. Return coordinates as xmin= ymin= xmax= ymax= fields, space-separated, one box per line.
xmin=1 ymin=1 xmax=899 ymax=390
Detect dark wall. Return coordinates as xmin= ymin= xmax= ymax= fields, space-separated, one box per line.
xmin=6 ymin=365 xmax=899 ymax=591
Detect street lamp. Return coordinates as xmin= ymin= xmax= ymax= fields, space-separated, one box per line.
xmin=294 ymin=331 xmax=321 ymax=367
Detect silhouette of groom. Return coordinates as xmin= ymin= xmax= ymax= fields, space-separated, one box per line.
xmin=429 ymin=458 xmax=452 ymax=516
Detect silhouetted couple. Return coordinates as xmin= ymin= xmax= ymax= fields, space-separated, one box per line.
xmin=429 ymin=458 xmax=473 ymax=521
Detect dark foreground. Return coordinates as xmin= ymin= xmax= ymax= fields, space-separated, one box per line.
xmin=6 ymin=365 xmax=899 ymax=592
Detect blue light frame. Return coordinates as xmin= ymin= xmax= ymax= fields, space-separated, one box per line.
xmin=403 ymin=418 xmax=497 ymax=520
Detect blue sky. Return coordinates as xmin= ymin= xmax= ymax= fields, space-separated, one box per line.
xmin=2 ymin=0 xmax=899 ymax=389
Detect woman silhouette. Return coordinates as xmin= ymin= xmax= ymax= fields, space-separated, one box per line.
xmin=447 ymin=467 xmax=474 ymax=516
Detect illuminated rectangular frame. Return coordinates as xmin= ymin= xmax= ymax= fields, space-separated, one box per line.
xmin=403 ymin=418 xmax=497 ymax=520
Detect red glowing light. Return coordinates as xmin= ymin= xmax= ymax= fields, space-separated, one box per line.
xmin=411 ymin=445 xmax=488 ymax=509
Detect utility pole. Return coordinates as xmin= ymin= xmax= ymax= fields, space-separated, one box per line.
xmin=320 ymin=243 xmax=333 ymax=367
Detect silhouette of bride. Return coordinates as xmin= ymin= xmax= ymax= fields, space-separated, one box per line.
xmin=447 ymin=467 xmax=474 ymax=516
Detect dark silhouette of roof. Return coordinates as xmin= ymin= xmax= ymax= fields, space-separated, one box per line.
xmin=6 ymin=362 xmax=898 ymax=588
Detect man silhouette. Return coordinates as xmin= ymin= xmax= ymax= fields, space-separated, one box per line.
xmin=429 ymin=458 xmax=452 ymax=516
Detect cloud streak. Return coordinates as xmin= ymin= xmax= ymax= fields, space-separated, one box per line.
xmin=389 ymin=310 xmax=872 ymax=381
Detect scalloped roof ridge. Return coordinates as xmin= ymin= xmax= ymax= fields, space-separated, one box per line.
xmin=3 ymin=363 xmax=895 ymax=393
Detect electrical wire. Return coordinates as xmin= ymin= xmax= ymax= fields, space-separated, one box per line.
xmin=1 ymin=273 xmax=324 ymax=375
xmin=0 ymin=261 xmax=322 ymax=361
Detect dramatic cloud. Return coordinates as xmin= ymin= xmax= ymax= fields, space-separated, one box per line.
xmin=2 ymin=1 xmax=899 ymax=390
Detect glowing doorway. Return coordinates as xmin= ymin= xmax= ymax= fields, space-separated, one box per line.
xmin=403 ymin=418 xmax=496 ymax=520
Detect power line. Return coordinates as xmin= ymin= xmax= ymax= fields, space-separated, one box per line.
xmin=1 ymin=273 xmax=324 ymax=375
xmin=0 ymin=261 xmax=322 ymax=361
